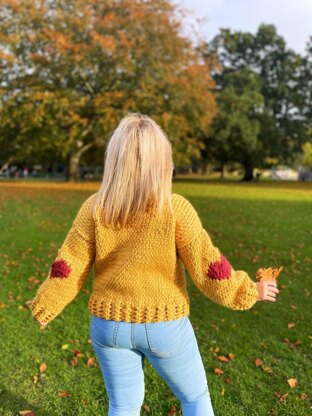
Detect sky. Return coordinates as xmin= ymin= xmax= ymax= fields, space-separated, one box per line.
xmin=177 ymin=0 xmax=312 ymax=55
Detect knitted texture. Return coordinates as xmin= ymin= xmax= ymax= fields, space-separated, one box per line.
xmin=31 ymin=193 xmax=258 ymax=324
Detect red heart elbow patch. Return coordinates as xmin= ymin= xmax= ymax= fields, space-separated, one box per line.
xmin=50 ymin=259 xmax=72 ymax=278
xmin=207 ymin=254 xmax=231 ymax=280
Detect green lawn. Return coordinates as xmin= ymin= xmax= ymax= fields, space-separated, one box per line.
xmin=0 ymin=180 xmax=311 ymax=416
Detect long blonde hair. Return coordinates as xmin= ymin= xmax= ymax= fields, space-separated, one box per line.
xmin=93 ymin=113 xmax=174 ymax=228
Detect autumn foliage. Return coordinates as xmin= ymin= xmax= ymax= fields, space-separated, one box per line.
xmin=0 ymin=0 xmax=218 ymax=181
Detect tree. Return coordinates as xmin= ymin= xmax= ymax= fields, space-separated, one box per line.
xmin=0 ymin=0 xmax=217 ymax=181
xmin=205 ymin=24 xmax=310 ymax=180
xmin=209 ymin=68 xmax=264 ymax=180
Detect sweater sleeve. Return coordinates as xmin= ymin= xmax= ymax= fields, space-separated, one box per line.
xmin=31 ymin=194 xmax=97 ymax=324
xmin=174 ymin=194 xmax=258 ymax=310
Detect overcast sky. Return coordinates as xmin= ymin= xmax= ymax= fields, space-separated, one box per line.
xmin=177 ymin=0 xmax=312 ymax=55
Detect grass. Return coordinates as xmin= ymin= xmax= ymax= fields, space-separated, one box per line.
xmin=0 ymin=179 xmax=311 ymax=416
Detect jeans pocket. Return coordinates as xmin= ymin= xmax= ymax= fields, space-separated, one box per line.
xmin=146 ymin=316 xmax=187 ymax=357
xmin=90 ymin=315 xmax=120 ymax=348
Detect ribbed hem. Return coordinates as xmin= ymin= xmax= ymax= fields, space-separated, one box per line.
xmin=88 ymin=295 xmax=190 ymax=323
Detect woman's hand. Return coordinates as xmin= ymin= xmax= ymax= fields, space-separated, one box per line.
xmin=256 ymin=280 xmax=279 ymax=302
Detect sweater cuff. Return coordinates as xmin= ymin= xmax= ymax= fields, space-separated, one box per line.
xmin=239 ymin=279 xmax=258 ymax=310
xmin=31 ymin=297 xmax=58 ymax=324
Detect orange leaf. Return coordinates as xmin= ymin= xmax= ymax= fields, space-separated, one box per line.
xmin=58 ymin=391 xmax=71 ymax=397
xmin=287 ymin=378 xmax=298 ymax=388
xmin=86 ymin=357 xmax=95 ymax=367
xmin=214 ymin=368 xmax=224 ymax=375
xmin=217 ymin=355 xmax=229 ymax=363
xmin=72 ymin=349 xmax=84 ymax=357
xmin=168 ymin=405 xmax=176 ymax=415
xmin=142 ymin=403 xmax=151 ymax=413
xmin=275 ymin=391 xmax=288 ymax=402
xmin=228 ymin=353 xmax=235 ymax=361
xmin=19 ymin=412 xmax=36 ymax=416
xmin=225 ymin=376 xmax=231 ymax=384
xmin=301 ymin=392 xmax=308 ymax=400
xmin=71 ymin=358 xmax=78 ymax=366
xmin=290 ymin=340 xmax=302 ymax=349
xmin=255 ymin=358 xmax=263 ymax=367
xmin=39 ymin=363 xmax=47 ymax=373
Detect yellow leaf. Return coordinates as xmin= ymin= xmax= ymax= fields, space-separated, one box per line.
xmin=61 ymin=344 xmax=69 ymax=350
xmin=287 ymin=378 xmax=298 ymax=388
xmin=288 ymin=323 xmax=296 ymax=329
xmin=261 ymin=365 xmax=273 ymax=373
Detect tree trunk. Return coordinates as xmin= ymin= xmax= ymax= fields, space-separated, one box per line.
xmin=68 ymin=153 xmax=80 ymax=182
xmin=0 ymin=156 xmax=14 ymax=174
xmin=242 ymin=163 xmax=254 ymax=181
xmin=67 ymin=141 xmax=96 ymax=182
xmin=220 ymin=163 xmax=226 ymax=180
xmin=201 ymin=161 xmax=212 ymax=175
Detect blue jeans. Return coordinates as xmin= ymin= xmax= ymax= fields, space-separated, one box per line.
xmin=90 ymin=315 xmax=215 ymax=416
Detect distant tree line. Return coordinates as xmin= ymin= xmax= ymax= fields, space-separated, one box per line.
xmin=0 ymin=0 xmax=311 ymax=181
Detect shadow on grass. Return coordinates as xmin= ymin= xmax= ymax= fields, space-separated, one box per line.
xmin=0 ymin=384 xmax=56 ymax=416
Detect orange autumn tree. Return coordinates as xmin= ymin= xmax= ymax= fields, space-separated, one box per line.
xmin=0 ymin=0 xmax=217 ymax=181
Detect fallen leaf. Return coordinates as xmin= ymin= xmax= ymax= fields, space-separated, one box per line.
xmin=221 ymin=388 xmax=225 ymax=396
xmin=288 ymin=323 xmax=296 ymax=329
xmin=275 ymin=391 xmax=288 ymax=402
xmin=214 ymin=368 xmax=224 ymax=375
xmin=287 ymin=378 xmax=298 ymax=388
xmin=261 ymin=365 xmax=273 ymax=373
xmin=19 ymin=411 xmax=36 ymax=416
xmin=58 ymin=391 xmax=71 ymax=397
xmin=61 ymin=344 xmax=69 ymax=350
xmin=86 ymin=357 xmax=95 ymax=367
xmin=228 ymin=353 xmax=235 ymax=361
xmin=71 ymin=358 xmax=78 ymax=366
xmin=225 ymin=376 xmax=231 ymax=384
xmin=301 ymin=392 xmax=308 ymax=400
xmin=142 ymin=403 xmax=151 ymax=413
xmin=33 ymin=375 xmax=38 ymax=384
xmin=39 ymin=363 xmax=47 ymax=373
xmin=217 ymin=355 xmax=229 ymax=363
xmin=255 ymin=358 xmax=263 ymax=367
xmin=168 ymin=405 xmax=176 ymax=415
xmin=290 ymin=340 xmax=302 ymax=349
xmin=72 ymin=349 xmax=84 ymax=358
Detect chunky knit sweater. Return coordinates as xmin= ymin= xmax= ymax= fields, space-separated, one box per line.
xmin=31 ymin=193 xmax=258 ymax=324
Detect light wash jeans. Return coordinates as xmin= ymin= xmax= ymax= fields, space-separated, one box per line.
xmin=90 ymin=315 xmax=215 ymax=416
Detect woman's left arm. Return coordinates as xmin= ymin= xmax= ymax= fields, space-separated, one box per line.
xmin=31 ymin=194 xmax=97 ymax=325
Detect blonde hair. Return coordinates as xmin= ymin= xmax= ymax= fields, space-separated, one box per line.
xmin=93 ymin=113 xmax=174 ymax=228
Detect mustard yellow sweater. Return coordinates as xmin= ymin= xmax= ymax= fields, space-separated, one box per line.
xmin=31 ymin=193 xmax=258 ymax=324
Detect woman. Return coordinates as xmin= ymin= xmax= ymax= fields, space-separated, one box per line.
xmin=31 ymin=113 xmax=279 ymax=416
